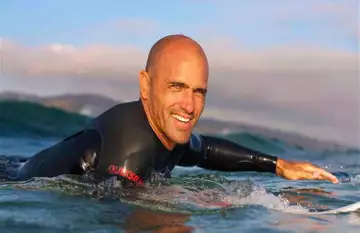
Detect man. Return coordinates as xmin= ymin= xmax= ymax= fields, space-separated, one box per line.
xmin=1 ymin=34 xmax=339 ymax=186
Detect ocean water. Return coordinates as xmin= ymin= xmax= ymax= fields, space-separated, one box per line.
xmin=0 ymin=100 xmax=359 ymax=233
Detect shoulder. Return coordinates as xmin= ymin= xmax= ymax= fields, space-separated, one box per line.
xmin=86 ymin=100 xmax=143 ymax=129
xmin=188 ymin=133 xmax=204 ymax=153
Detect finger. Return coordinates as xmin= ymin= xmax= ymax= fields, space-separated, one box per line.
xmin=319 ymin=170 xmax=339 ymax=184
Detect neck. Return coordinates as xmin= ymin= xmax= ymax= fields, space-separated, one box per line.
xmin=140 ymin=98 xmax=175 ymax=151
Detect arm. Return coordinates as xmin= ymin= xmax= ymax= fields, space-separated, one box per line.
xmin=177 ymin=134 xmax=339 ymax=184
xmin=177 ymin=134 xmax=277 ymax=173
xmin=17 ymin=130 xmax=101 ymax=181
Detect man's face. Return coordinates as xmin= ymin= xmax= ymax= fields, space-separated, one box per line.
xmin=148 ymin=54 xmax=208 ymax=145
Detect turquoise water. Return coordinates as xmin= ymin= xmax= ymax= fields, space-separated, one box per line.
xmin=0 ymin=101 xmax=359 ymax=232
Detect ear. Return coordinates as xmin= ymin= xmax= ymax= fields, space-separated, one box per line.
xmin=139 ymin=70 xmax=150 ymax=100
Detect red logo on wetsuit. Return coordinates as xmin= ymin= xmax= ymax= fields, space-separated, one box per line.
xmin=108 ymin=165 xmax=144 ymax=185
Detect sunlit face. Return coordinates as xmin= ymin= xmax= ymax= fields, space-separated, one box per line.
xmin=146 ymin=53 xmax=208 ymax=145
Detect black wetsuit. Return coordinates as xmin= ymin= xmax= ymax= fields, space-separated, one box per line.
xmin=0 ymin=100 xmax=278 ymax=186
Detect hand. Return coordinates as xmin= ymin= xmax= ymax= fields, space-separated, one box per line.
xmin=276 ymin=158 xmax=339 ymax=184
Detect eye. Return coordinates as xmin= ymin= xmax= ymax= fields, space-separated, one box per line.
xmin=168 ymin=82 xmax=185 ymax=92
xmin=194 ymin=89 xmax=207 ymax=98
xmin=171 ymin=84 xmax=182 ymax=91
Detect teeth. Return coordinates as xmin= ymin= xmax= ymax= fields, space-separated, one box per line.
xmin=172 ymin=114 xmax=190 ymax=123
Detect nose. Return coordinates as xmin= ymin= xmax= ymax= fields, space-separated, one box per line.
xmin=181 ymin=89 xmax=195 ymax=114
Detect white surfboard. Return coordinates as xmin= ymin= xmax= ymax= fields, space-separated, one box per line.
xmin=288 ymin=201 xmax=360 ymax=215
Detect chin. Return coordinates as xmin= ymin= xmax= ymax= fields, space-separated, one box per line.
xmin=171 ymin=133 xmax=192 ymax=145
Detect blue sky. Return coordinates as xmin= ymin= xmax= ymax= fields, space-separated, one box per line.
xmin=1 ymin=0 xmax=359 ymax=145
xmin=1 ymin=0 xmax=357 ymax=50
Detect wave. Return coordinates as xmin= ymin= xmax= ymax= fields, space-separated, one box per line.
xmin=0 ymin=100 xmax=303 ymax=153
xmin=217 ymin=132 xmax=293 ymax=156
xmin=0 ymin=100 xmax=92 ymax=138
xmin=1 ymin=100 xmax=358 ymax=158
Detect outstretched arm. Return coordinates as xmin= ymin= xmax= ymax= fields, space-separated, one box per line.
xmin=177 ymin=134 xmax=338 ymax=184
xmin=177 ymin=134 xmax=278 ymax=173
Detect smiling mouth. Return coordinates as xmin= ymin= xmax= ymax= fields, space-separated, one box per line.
xmin=172 ymin=113 xmax=192 ymax=123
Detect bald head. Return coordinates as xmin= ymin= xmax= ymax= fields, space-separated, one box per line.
xmin=139 ymin=34 xmax=209 ymax=147
xmin=145 ymin=34 xmax=208 ymax=76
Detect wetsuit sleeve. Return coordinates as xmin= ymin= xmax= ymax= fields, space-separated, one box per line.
xmin=176 ymin=134 xmax=278 ymax=173
xmin=13 ymin=129 xmax=102 ymax=182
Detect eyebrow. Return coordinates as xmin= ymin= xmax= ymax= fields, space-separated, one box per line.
xmin=168 ymin=81 xmax=207 ymax=94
